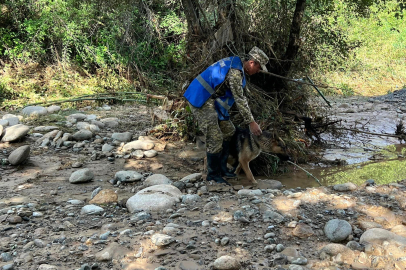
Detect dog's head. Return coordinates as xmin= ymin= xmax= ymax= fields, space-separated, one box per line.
xmin=257 ymin=131 xmax=290 ymax=161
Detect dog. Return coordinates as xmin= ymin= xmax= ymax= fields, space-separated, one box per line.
xmin=228 ymin=128 xmax=289 ymax=185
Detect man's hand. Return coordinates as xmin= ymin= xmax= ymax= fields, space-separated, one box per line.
xmin=249 ymin=121 xmax=262 ymax=136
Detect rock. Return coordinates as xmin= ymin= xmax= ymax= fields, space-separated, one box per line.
xmin=338 ymin=103 xmax=350 ymax=108
xmin=91 ymin=187 xmax=102 ymax=199
xmin=180 ymin=173 xmax=202 ymax=183
xmin=1 ymin=124 xmax=30 ymax=142
xmin=72 ymin=130 xmax=93 ymax=141
xmin=263 ymin=210 xmax=284 ymax=223
xmin=34 ymin=239 xmax=45 ymax=248
xmin=89 ymin=190 xmax=118 ymax=204
xmin=1 ymin=252 xmax=12 ymax=262
xmin=67 ymin=199 xmax=84 ymax=205
xmin=360 ymin=228 xmax=406 ymax=246
xmin=346 ymin=241 xmax=364 ymax=251
xmin=320 ymin=243 xmax=354 ymax=259
xmin=91 ymin=120 xmax=105 ymax=128
xmin=89 ymin=124 xmax=100 ymax=133
xmin=324 ymin=219 xmax=352 ymax=242
xmin=22 ymin=106 xmax=48 ymax=116
xmin=177 ymin=261 xmax=202 ymax=270
xmin=144 ymin=150 xmax=158 ymax=158
xmin=122 ymin=140 xmax=155 ymax=152
xmin=6 ymin=216 xmax=22 ymax=224
xmin=131 ymin=150 xmax=144 ymax=159
xmin=144 ymin=174 xmax=172 ymax=187
xmin=115 ymin=170 xmax=143 ymax=182
xmin=213 ymin=255 xmax=241 ymax=270
xmin=292 ymin=223 xmax=315 ymax=238
xmin=126 ymin=184 xmax=182 ymax=213
xmin=182 ymin=194 xmax=201 ymax=204
xmin=238 ymin=189 xmax=263 ymax=197
xmin=2 ymin=263 xmax=14 ymax=270
xmin=333 ymin=182 xmax=357 ymax=192
xmin=95 ymin=243 xmax=126 ymax=261
xmin=102 ymin=144 xmax=115 ymax=152
xmin=76 ymin=122 xmax=90 ymax=130
xmin=86 ymin=114 xmax=97 ymax=121
xmin=33 ymin=126 xmax=59 ymax=132
xmin=69 ymin=168 xmax=94 ymax=183
xmin=80 ymin=205 xmax=104 ymax=215
xmin=38 ymin=265 xmax=58 ymax=270
xmin=47 ymin=105 xmax=61 ymax=113
xmin=112 ymin=132 xmax=132 ymax=142
xmin=391 ymin=225 xmax=406 ymax=237
xmin=8 ymin=145 xmax=30 ymax=166
xmin=0 ymin=120 xmax=9 ymax=127
xmin=101 ymin=118 xmax=119 ymax=128
xmin=151 ymin=234 xmax=175 ymax=247
xmin=2 ymin=114 xmax=19 ymax=126
xmin=262 ymin=179 xmax=283 ymax=189
xmin=359 ymin=221 xmax=382 ymax=230
xmin=68 ymin=113 xmax=87 ymax=120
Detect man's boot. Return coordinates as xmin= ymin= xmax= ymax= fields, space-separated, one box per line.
xmin=206 ymin=152 xmax=231 ymax=185
xmin=220 ymin=141 xmax=236 ymax=178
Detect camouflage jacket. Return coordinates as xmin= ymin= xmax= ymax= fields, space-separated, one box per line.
xmin=216 ymin=68 xmax=254 ymax=124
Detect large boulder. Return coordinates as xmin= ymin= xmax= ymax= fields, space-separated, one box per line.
xmin=8 ymin=145 xmax=30 ymax=165
xmin=126 ymin=184 xmax=182 ymax=213
xmin=21 ymin=106 xmax=48 ymax=116
xmin=1 ymin=124 xmax=30 ymax=142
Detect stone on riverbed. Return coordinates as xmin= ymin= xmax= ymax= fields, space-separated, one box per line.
xmin=1 ymin=124 xmax=30 ymax=142
xmin=126 ymin=184 xmax=182 ymax=213
xmin=22 ymin=106 xmax=48 ymax=116
xmin=8 ymin=145 xmax=30 ymax=166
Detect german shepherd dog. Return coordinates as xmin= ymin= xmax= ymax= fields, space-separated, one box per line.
xmin=228 ymin=128 xmax=289 ymax=185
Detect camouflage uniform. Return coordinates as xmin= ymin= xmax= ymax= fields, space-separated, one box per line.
xmin=189 ymin=47 xmax=269 ymax=154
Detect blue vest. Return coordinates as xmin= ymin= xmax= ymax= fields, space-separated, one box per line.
xmin=183 ymin=56 xmax=246 ymax=120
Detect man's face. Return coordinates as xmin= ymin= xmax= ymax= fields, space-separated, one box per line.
xmin=244 ymin=60 xmax=261 ymax=75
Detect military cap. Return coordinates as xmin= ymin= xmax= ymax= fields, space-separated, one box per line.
xmin=248 ymin=46 xmax=269 ymax=72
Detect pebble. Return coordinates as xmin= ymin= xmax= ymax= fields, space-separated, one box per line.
xmin=213 ymin=255 xmax=241 ymax=269
xmin=324 ymin=219 xmax=352 ymax=242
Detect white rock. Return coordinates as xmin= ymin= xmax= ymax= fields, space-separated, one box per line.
xmin=123 ymin=140 xmax=155 ymax=152
xmin=33 ymin=126 xmax=59 ymax=132
xmin=89 ymin=124 xmax=100 ymax=133
xmin=182 ymin=194 xmax=201 ymax=204
xmin=238 ymin=189 xmax=263 ymax=197
xmin=115 ymin=170 xmax=143 ymax=182
xmin=69 ymin=168 xmax=94 ymax=183
xmin=126 ymin=184 xmax=182 ymax=213
xmin=131 ymin=150 xmax=144 ymax=159
xmin=38 ymin=264 xmax=58 ymax=270
xmin=1 ymin=124 xmax=30 ymax=142
xmin=2 ymin=114 xmax=19 ymax=126
xmin=8 ymin=145 xmax=30 ymax=165
xmin=80 ymin=204 xmax=104 ymax=215
xmin=86 ymin=114 xmax=97 ymax=121
xmin=151 ymin=233 xmax=175 ymax=246
xmin=67 ymin=199 xmax=84 ymax=205
xmin=144 ymin=174 xmax=172 ymax=187
xmin=47 ymin=105 xmax=61 ymax=113
xmin=144 ymin=150 xmax=158 ymax=158
xmin=22 ymin=106 xmax=48 ymax=116
xmin=333 ymin=182 xmax=357 ymax=192
xmin=0 ymin=119 xmax=9 ymax=126
xmin=213 ymin=255 xmax=241 ymax=270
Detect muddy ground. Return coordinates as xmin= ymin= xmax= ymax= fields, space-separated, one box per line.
xmin=1 ymin=95 xmax=406 ymax=270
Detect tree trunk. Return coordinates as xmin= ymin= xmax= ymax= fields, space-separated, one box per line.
xmin=182 ymin=0 xmax=203 ymax=36
xmin=280 ymin=0 xmax=307 ymax=76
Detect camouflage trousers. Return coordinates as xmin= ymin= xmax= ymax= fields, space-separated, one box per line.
xmin=188 ymin=99 xmax=235 ymax=154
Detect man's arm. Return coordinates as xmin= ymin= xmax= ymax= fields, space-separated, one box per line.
xmin=226 ymin=69 xmax=262 ymax=135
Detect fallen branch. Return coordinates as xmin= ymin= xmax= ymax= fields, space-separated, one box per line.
xmin=337 ymin=128 xmax=401 ymax=138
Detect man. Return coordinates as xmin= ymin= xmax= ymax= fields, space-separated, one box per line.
xmin=183 ymin=47 xmax=270 ymax=185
